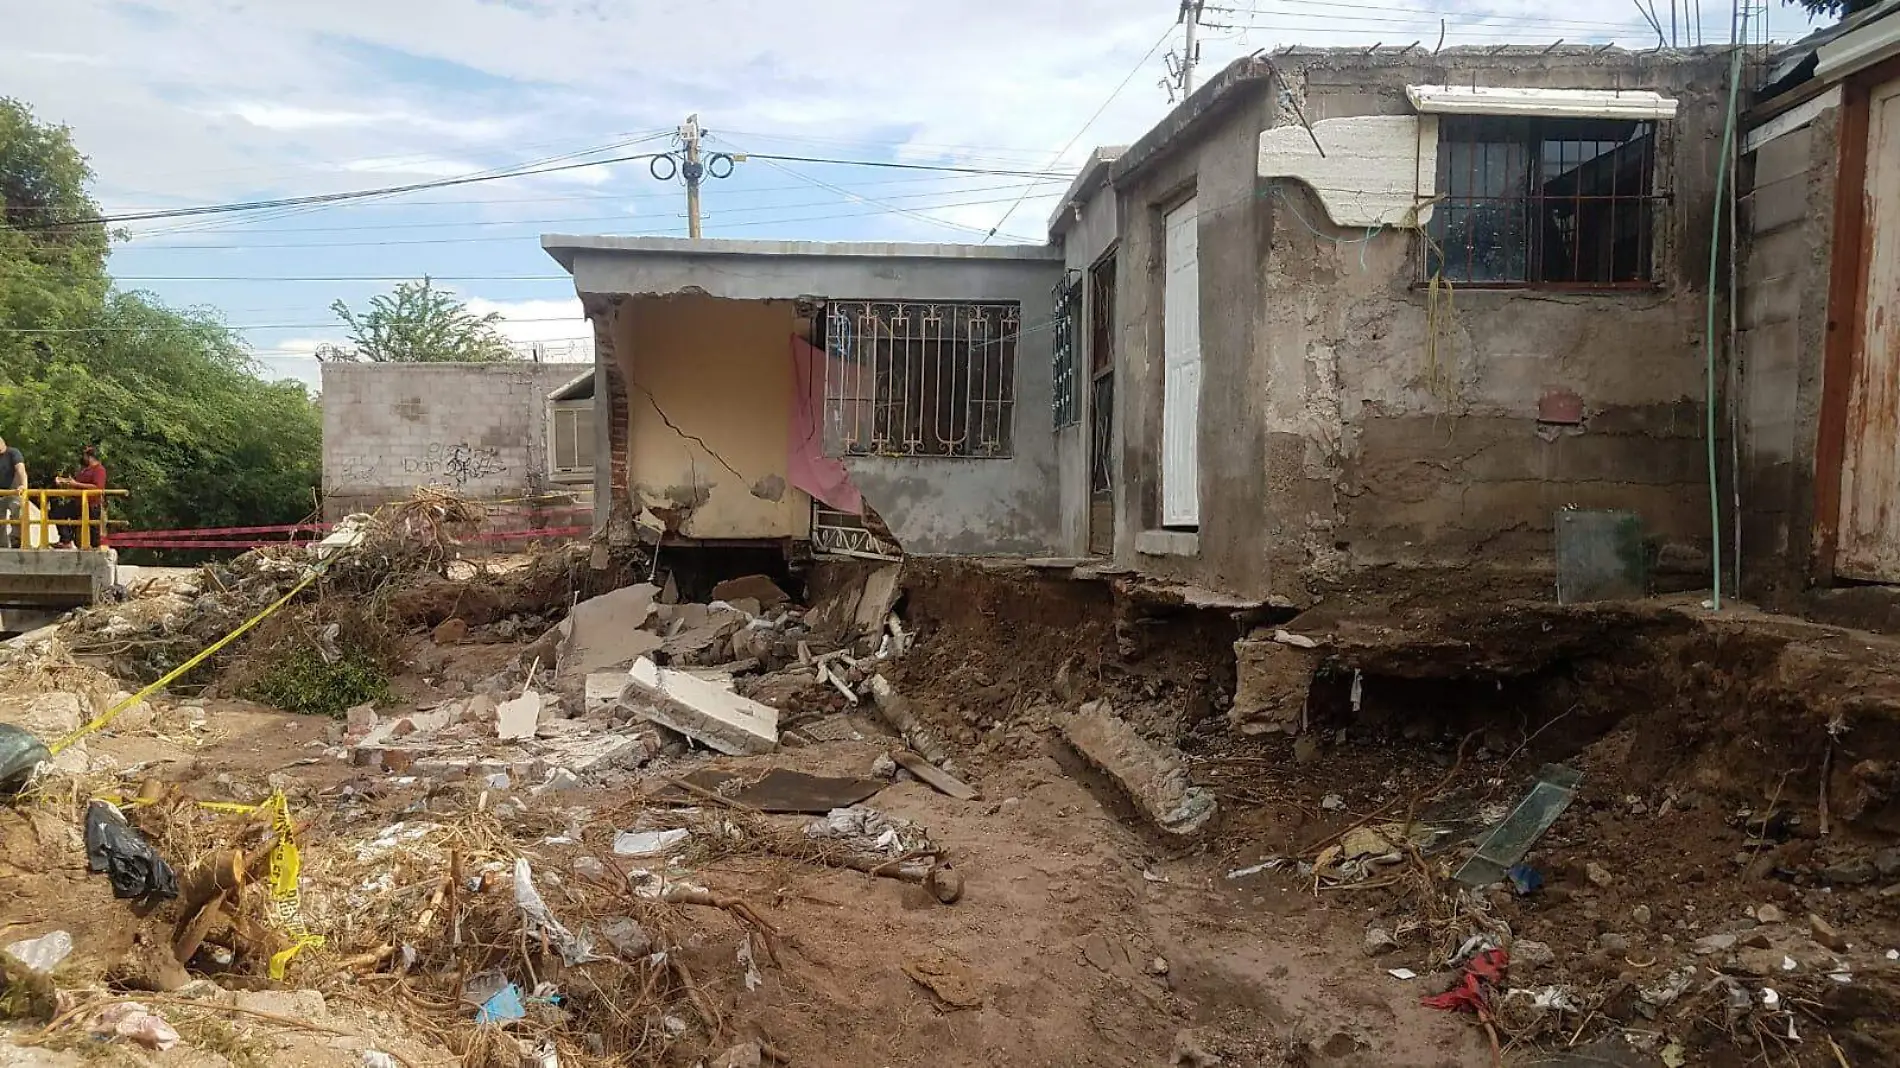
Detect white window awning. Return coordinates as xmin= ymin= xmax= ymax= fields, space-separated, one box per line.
xmin=1406 ymin=85 xmax=1680 ymax=120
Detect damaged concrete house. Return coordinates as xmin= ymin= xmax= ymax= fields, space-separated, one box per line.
xmin=547 ymin=45 xmax=1750 ymax=615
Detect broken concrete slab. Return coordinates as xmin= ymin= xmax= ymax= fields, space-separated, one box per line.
xmin=1230 ymin=638 xmax=1316 ymax=736
xmin=584 ymin=672 xmax=627 ymax=716
xmin=623 ymin=657 xmax=778 ymax=756
xmin=892 ymin=750 xmax=980 ymax=801
xmin=555 ymin=583 xmax=662 ymax=682
xmin=1061 ymin=700 xmax=1216 ymax=836
xmin=855 ymin=564 xmax=902 ymax=638
xmin=710 ymin=574 xmax=790 ymax=607
xmin=659 ymin=609 xmax=748 ymax=666
xmin=496 ymin=691 xmax=543 ymax=741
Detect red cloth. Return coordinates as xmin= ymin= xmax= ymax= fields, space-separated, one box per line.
xmin=73 ymin=463 xmax=107 ymax=490
xmin=1420 ymin=948 xmax=1510 ymax=1014
xmin=788 ymin=336 xmax=862 ymax=514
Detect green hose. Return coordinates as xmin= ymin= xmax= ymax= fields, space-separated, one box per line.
xmin=1706 ymin=39 xmax=1746 ymax=611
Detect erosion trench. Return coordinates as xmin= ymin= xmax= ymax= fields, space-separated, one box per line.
xmin=5 ymin=544 xmax=1900 ymax=1067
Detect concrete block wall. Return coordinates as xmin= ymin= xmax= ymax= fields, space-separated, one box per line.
xmin=1737 ymin=108 xmax=1841 ymax=600
xmin=321 ymin=362 xmax=590 ymax=519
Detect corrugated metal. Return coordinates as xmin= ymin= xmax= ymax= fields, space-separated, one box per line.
xmin=1838 ymin=75 xmax=1900 ymax=583
xmin=1406 ymin=85 xmax=1679 ymax=120
xmin=1161 ymin=197 xmax=1202 ymax=529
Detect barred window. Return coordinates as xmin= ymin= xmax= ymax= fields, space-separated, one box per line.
xmin=1427 ymin=116 xmax=1661 ymax=286
xmin=1052 ymin=271 xmax=1082 ymax=429
xmin=823 ymin=300 xmax=1017 ymax=458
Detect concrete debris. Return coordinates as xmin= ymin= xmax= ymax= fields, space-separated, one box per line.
xmin=622 ymin=657 xmax=778 ymax=755
xmin=892 ymin=750 xmax=979 ymax=800
xmin=710 ymin=1041 xmax=764 ymax=1068
xmin=1230 ymin=637 xmax=1314 ymax=736
xmin=1060 ymin=700 xmax=1216 ymax=836
xmin=496 ymin=691 xmax=543 ymax=741
xmin=612 ymin=828 xmax=691 ymax=856
xmin=583 ymin=672 xmax=627 ymax=716
xmin=555 ymin=583 xmax=661 ymax=683
xmin=710 ymin=574 xmax=790 ymax=607
xmin=657 ymin=609 xmax=750 ymax=667
xmin=1271 ymin=628 xmax=1320 ymax=649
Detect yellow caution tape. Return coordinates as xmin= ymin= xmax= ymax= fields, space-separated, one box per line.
xmin=91 ymin=789 xmax=325 ymax=979
xmin=49 ymin=567 xmax=322 ymax=755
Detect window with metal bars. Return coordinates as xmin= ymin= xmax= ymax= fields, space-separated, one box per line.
xmin=1052 ymin=270 xmax=1082 ymax=429
xmin=1425 ymin=116 xmax=1662 ymax=287
xmin=822 ymin=300 xmax=1018 ymax=458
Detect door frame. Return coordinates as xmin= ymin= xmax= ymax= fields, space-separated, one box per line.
xmin=1160 ymin=193 xmax=1203 ymax=530
xmin=1814 ymin=55 xmax=1900 ymax=584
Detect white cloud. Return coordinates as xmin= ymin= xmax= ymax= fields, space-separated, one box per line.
xmin=338 ymin=155 xmax=493 ymax=178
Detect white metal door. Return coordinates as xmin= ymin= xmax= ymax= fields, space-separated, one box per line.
xmin=1838 ymin=74 xmax=1900 ymax=582
xmin=1162 ymin=197 xmax=1202 ymax=528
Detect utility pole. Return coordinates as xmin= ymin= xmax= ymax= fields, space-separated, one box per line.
xmin=679 ymin=114 xmax=705 ymax=239
xmin=1183 ymin=0 xmax=1204 ymax=96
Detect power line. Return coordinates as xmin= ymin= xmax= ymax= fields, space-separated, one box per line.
xmin=984 ymin=20 xmax=1177 ymax=243
xmin=1201 ymin=1 xmax=1652 ymax=31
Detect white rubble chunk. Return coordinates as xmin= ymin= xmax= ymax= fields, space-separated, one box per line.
xmin=623 ymin=657 xmax=777 ymax=755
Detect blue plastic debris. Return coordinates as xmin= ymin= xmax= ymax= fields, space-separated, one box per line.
xmin=476 ymin=983 xmax=525 ymax=1024
xmin=1506 ymin=863 xmax=1544 ymax=896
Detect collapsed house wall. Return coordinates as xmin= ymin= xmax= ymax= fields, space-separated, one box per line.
xmin=1736 ymin=99 xmax=1842 ymax=603
xmin=1105 ymin=49 xmax=1733 ymax=605
xmin=549 ymin=237 xmax=1066 ymax=555
xmin=320 ymin=361 xmax=590 ymax=519
xmin=608 ymin=295 xmax=812 ymax=541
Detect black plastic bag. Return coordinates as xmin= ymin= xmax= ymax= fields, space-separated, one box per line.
xmin=0 ymin=723 xmax=51 ymax=796
xmin=84 ymin=800 xmax=179 ymax=900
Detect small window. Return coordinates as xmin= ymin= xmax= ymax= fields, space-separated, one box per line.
xmin=1052 ymin=270 xmax=1082 ymax=429
xmin=1426 ymin=116 xmax=1661 ymax=286
xmin=823 ymin=300 xmax=1017 ymax=458
xmin=551 ymin=403 xmax=594 ymax=477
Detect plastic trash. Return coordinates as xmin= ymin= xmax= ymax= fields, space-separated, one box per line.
xmin=1506 ymin=863 xmax=1544 ymax=896
xmin=92 ymin=1002 xmax=179 ymax=1050
xmin=3 ymin=929 xmax=73 ymax=973
xmin=0 ymin=723 xmax=50 ymax=794
xmin=362 ymin=1053 xmax=400 ymax=1068
xmin=512 ymin=858 xmax=601 ymax=965
xmin=84 ymin=800 xmax=180 ymax=900
xmin=612 ymin=828 xmax=691 ymax=856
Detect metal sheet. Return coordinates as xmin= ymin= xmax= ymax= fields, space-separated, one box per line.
xmin=1555 ymin=510 xmax=1648 ymax=604
xmin=1161 ymin=197 xmax=1202 ymax=529
xmin=1836 ymin=74 xmax=1900 ymax=583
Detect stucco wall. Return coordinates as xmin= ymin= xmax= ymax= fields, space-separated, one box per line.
xmin=610 ymin=295 xmax=810 ymax=540
xmin=1056 ymin=184 xmax=1122 ymax=557
xmin=1737 ymin=105 xmax=1841 ymax=601
xmin=320 ymin=362 xmax=587 ymax=519
xmin=558 ymin=240 xmax=1064 ymax=555
xmin=1106 ymin=49 xmax=1732 ymax=604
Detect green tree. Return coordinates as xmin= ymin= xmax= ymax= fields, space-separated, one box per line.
xmin=1791 ymin=0 xmax=1881 ymax=17
xmin=320 ymin=277 xmax=517 ymax=363
xmin=0 ymin=96 xmax=321 ymax=544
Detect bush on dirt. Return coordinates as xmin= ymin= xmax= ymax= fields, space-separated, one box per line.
xmin=241 ymin=647 xmax=390 ymax=718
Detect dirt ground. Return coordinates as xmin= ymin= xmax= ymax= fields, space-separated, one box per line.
xmin=7 ymin=551 xmax=1900 ymax=1066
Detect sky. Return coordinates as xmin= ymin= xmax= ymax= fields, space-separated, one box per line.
xmin=5 ymin=0 xmax=1815 ymax=391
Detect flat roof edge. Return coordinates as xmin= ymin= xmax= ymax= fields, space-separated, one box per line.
xmin=540 ymin=234 xmax=1060 ymax=264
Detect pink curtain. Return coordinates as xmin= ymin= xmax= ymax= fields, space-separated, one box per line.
xmin=788 ymin=336 xmax=862 ymax=514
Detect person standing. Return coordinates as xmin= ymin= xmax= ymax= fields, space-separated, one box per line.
xmin=53 ymin=446 xmax=108 ymax=548
xmin=0 ymin=435 xmax=26 ymax=549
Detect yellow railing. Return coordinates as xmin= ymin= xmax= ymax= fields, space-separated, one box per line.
xmin=3 ymin=488 xmax=128 ymax=551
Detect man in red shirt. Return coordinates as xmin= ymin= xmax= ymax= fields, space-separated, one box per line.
xmin=53 ymin=446 xmax=107 ymax=548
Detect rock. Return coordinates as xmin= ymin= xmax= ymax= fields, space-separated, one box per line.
xmin=1171 ymin=1029 xmax=1222 ymax=1067
xmin=1513 ymin=939 xmax=1556 ymax=971
xmin=343 ymin=703 xmax=378 ymax=737
xmin=1810 ymin=914 xmax=1848 ymax=952
xmin=1756 ymin=904 xmax=1785 ymax=924
xmin=432 ymin=618 xmax=468 ymax=645
xmin=1819 ymin=856 xmax=1877 ymax=886
xmin=709 ymin=1041 xmax=762 ymax=1068
xmin=1292 ymin=734 xmax=1321 ymax=766
xmin=871 ymin=753 xmax=898 ymax=780
xmin=1228 ymin=638 xmax=1315 ymax=736
xmin=600 ymin=917 xmax=651 ymax=957
xmin=1598 ymin=932 xmax=1631 ymax=954
xmin=1694 ymin=933 xmax=1738 ymax=955
xmin=1080 ymin=931 xmax=1132 ymax=975
xmin=1060 ymin=700 xmax=1215 ymax=836
xmin=709 ymin=574 xmax=790 ymax=608
xmin=1586 ymin=862 xmax=1615 ymax=888
xmin=1873 ymin=847 xmax=1900 ymax=879
xmin=2 ymin=692 xmax=85 ymax=739
xmin=1149 ymin=956 xmax=1170 ymax=976
xmin=1632 ymin=904 xmax=1653 ymax=926
xmin=1363 ymin=927 xmax=1400 ymax=956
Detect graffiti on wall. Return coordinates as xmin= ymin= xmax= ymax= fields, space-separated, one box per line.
xmin=400 ymin=442 xmax=509 ymax=488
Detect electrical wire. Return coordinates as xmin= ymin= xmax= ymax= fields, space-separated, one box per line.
xmin=983 ymin=21 xmax=1176 ymax=242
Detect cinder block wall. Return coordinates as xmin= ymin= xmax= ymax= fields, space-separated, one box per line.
xmin=320 ymin=362 xmax=590 ymax=520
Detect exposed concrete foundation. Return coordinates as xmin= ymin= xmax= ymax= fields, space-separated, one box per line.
xmin=1061 ymin=699 xmax=1215 ymax=836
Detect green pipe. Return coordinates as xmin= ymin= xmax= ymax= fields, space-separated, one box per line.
xmin=1706 ymin=37 xmax=1746 ymax=612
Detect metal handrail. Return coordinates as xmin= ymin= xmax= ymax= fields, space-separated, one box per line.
xmin=4 ymin=488 xmax=129 ymax=550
